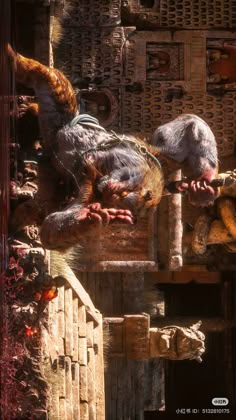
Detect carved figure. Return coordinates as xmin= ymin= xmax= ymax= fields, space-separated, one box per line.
xmin=208 ymin=45 xmax=236 ymax=83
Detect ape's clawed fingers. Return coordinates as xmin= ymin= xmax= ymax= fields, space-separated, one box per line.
xmin=105 ymin=208 xmax=134 ymax=224
xmin=176 ymin=181 xmax=189 ymax=192
xmin=78 ymin=203 xmax=134 ymax=226
xmin=188 ymin=180 xmax=219 ymax=207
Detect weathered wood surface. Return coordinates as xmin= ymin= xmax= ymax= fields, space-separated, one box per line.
xmin=86 ymin=320 xmax=94 ymax=348
xmin=87 ymin=347 xmax=96 ymax=420
xmin=65 ymin=356 xmax=73 ymax=420
xmin=80 ymin=365 xmax=88 ymax=404
xmin=73 ymin=297 xmax=79 ymax=361
xmin=78 ymin=304 xmax=87 ymax=337
xmin=42 ymin=271 xmax=105 ymax=419
xmin=94 ymin=313 xmax=106 ymax=420
xmin=147 ymin=270 xmax=220 ymax=283
xmin=124 ymin=314 xmax=150 ymax=360
xmin=76 ymin=260 xmax=159 ymax=272
xmin=103 ymin=317 xmax=124 ymax=355
xmin=51 ymin=252 xmax=100 ymax=324
xmin=79 ymin=337 xmax=88 ymax=366
xmin=72 ymin=362 xmax=81 ymax=420
xmin=58 ymin=285 xmax=65 ymax=355
xmin=74 ymin=217 xmax=158 ymax=269
xmin=65 ymin=287 xmax=74 ymax=356
xmin=105 ymin=358 xmax=145 ymax=420
xmin=168 ymin=169 xmax=183 ymax=270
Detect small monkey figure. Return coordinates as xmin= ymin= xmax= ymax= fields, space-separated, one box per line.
xmin=8 ymin=45 xmax=219 ymax=250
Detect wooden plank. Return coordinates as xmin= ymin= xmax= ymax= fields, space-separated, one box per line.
xmin=149 ymin=328 xmax=161 ymax=358
xmin=87 ymin=347 xmax=96 ymax=420
xmin=103 ymin=317 xmax=124 ymax=355
xmin=72 ymin=362 xmax=80 ymax=420
xmin=95 ymin=274 xmax=114 ymax=315
xmin=143 ymin=359 xmax=165 ymax=411
xmin=41 ymin=326 xmax=58 ymax=365
xmin=78 ymin=271 xmax=88 ymax=292
xmin=73 ymin=323 xmax=79 ymax=362
xmin=117 ymin=359 xmax=128 ymax=420
xmin=133 ymin=361 xmax=145 ymax=420
xmin=86 ymin=321 xmax=94 ymax=348
xmin=168 ymin=169 xmax=183 ymax=270
xmin=93 ymin=313 xmax=105 ymax=420
xmin=48 ymin=298 xmax=59 ymax=359
xmin=51 ymin=252 xmax=100 ymax=323
xmin=87 ymin=272 xmax=96 ymax=304
xmin=65 ymin=356 xmax=73 ymax=420
xmin=76 ymin=261 xmax=159 ymax=272
xmin=78 ymin=304 xmax=87 ymax=337
xmin=80 ymin=402 xmax=89 ymax=420
xmin=105 ymin=360 xmax=118 ymax=420
xmin=59 ymin=398 xmax=67 ymax=420
xmin=50 ymin=249 xmax=65 ymax=343
xmin=124 ymin=314 xmax=150 ymax=360
xmin=58 ymin=337 xmax=65 ymax=357
xmin=112 ymin=273 xmax=123 ymax=316
xmin=122 ymin=273 xmax=144 ymax=314
xmin=58 ymin=285 xmax=65 ymax=356
xmin=44 ymin=357 xmax=60 ymax=419
xmin=73 ymin=297 xmax=79 ymax=361
xmin=125 ymin=361 xmax=133 ymax=419
xmin=58 ymin=356 xmax=66 ymax=398
xmin=79 ymin=337 xmax=88 ymax=366
xmin=65 ymin=287 xmax=74 ymax=356
xmin=80 ymin=365 xmax=88 ymax=402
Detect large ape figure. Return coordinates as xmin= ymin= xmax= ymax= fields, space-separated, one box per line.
xmin=8 ymin=45 xmax=219 ymax=250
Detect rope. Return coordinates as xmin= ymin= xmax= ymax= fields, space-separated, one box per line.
xmin=68 ymin=114 xmax=162 ymax=171
xmin=69 ymin=113 xmax=106 ymax=131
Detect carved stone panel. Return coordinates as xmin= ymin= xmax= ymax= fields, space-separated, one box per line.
xmin=146 ymin=43 xmax=184 ymax=81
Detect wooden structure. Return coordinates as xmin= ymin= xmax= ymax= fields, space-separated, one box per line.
xmin=104 ymin=314 xmax=205 ymax=362
xmin=43 ymin=253 xmax=105 ymax=419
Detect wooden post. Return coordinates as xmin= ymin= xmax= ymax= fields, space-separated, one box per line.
xmin=94 ymin=313 xmax=105 ymax=420
xmin=72 ymin=362 xmax=80 ymax=420
xmin=168 ymin=169 xmax=183 ymax=270
xmin=65 ymin=287 xmax=74 ymax=356
xmin=124 ymin=314 xmax=150 ymax=360
xmin=73 ymin=296 xmax=79 ymax=362
xmin=87 ymin=347 xmax=96 ymax=420
xmin=65 ymin=356 xmax=73 ymax=420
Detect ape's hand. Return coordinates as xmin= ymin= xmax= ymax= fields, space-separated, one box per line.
xmin=174 ymin=180 xmax=219 ymax=207
xmin=78 ymin=203 xmax=134 ymax=225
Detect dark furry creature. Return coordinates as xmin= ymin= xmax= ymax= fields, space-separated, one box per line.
xmin=153 ymin=114 xmax=219 ymax=206
xmin=8 ymin=45 xmax=219 ymax=250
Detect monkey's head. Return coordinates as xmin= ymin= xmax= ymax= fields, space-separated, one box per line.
xmin=97 ymin=163 xmax=164 ymax=216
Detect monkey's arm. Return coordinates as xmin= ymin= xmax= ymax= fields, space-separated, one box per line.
xmin=40 ymin=202 xmax=134 ymax=250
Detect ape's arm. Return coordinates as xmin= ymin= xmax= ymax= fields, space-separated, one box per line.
xmin=40 ymin=202 xmax=134 ymax=250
